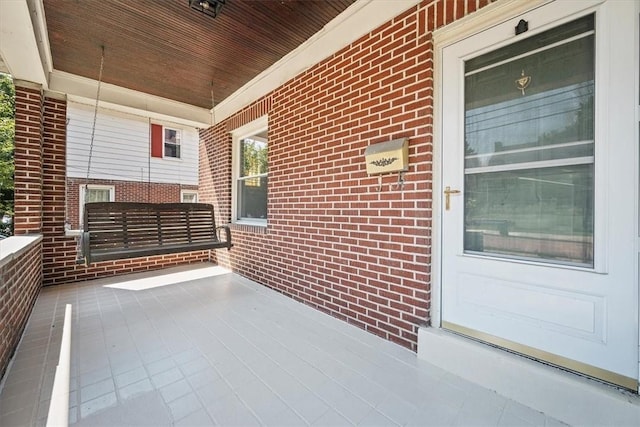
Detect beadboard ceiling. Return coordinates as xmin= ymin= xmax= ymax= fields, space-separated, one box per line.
xmin=43 ymin=0 xmax=356 ymax=109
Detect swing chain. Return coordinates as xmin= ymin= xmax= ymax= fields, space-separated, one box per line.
xmin=85 ymin=46 xmax=105 ymax=187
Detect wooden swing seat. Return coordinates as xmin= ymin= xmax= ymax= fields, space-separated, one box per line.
xmin=81 ymin=202 xmax=232 ymax=265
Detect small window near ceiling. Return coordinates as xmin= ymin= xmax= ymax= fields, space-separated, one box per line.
xmin=181 ymin=191 xmax=198 ymax=203
xmin=164 ymin=128 xmax=181 ymax=159
xmin=151 ymin=124 xmax=182 ymax=159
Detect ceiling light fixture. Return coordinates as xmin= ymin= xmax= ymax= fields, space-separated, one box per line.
xmin=189 ymin=0 xmax=225 ymax=18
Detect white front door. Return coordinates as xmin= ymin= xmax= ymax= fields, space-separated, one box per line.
xmin=440 ymin=0 xmax=638 ymax=389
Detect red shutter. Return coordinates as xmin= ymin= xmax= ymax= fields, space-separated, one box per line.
xmin=151 ymin=124 xmax=163 ymax=158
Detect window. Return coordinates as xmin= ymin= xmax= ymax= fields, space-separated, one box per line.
xmin=79 ymin=184 xmax=114 ymax=228
xmin=232 ymin=117 xmax=268 ymax=225
xmin=181 ymin=190 xmax=198 ymax=203
xmin=151 ymin=124 xmax=181 ymax=159
xmin=164 ymin=128 xmax=181 ymax=159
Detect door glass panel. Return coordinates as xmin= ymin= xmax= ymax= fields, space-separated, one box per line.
xmin=464 ymin=15 xmax=594 ymax=267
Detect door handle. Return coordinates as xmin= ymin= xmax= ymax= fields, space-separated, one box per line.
xmin=444 ymin=186 xmax=461 ymax=211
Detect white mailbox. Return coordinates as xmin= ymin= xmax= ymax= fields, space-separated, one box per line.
xmin=364 ymin=138 xmax=408 ymax=175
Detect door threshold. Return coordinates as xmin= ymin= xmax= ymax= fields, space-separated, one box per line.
xmin=417 ymin=326 xmax=640 ymax=426
xmin=442 ymin=321 xmax=636 ymax=391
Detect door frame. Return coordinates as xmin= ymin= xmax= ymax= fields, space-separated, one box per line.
xmin=430 ymin=0 xmax=639 ymax=389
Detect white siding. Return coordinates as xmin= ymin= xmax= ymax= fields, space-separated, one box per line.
xmin=67 ymin=101 xmax=199 ymax=185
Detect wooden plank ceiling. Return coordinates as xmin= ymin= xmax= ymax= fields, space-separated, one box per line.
xmin=43 ymin=0 xmax=356 ymax=109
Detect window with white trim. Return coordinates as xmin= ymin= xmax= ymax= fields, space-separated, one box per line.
xmin=79 ymin=184 xmax=114 ymax=228
xmin=232 ymin=117 xmax=268 ymax=225
xmin=164 ymin=128 xmax=181 ymax=159
xmin=181 ymin=190 xmax=198 ymax=203
xmin=151 ymin=124 xmax=182 ymax=159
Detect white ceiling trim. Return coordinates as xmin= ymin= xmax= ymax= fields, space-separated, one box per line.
xmin=29 ymin=0 xmax=54 ymax=76
xmin=0 ymin=0 xmax=48 ymax=86
xmin=213 ymin=0 xmax=422 ymax=123
xmin=52 ymin=71 xmax=212 ymax=129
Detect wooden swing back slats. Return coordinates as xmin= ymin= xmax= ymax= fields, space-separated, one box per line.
xmin=81 ymin=202 xmax=232 ymax=265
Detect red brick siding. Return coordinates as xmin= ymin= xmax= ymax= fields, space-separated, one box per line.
xmin=0 ymin=240 xmax=42 ymax=380
xmin=11 ymin=91 xmax=211 ymax=287
xmin=198 ymin=126 xmax=231 ymax=223
xmin=199 ymin=0 xmax=495 ymax=350
xmin=65 ymin=179 xmax=198 ymax=229
xmin=13 ymin=85 xmax=44 ymax=234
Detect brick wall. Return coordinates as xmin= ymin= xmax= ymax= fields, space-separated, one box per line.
xmin=199 ymin=123 xmax=233 ymax=268
xmin=0 ymin=239 xmax=42 ymax=380
xmin=200 ymin=0 xmax=495 ymax=350
xmin=12 ymin=89 xmax=212 ymax=287
xmin=39 ymin=96 xmax=209 ymax=286
xmin=65 ymin=179 xmax=198 ymax=229
xmin=13 ymin=83 xmax=44 ymax=234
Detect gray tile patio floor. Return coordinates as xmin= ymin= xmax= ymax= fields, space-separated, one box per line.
xmin=0 ymin=264 xmax=566 ymax=426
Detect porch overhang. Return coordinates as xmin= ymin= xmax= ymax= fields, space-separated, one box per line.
xmin=0 ymin=0 xmax=50 ymax=87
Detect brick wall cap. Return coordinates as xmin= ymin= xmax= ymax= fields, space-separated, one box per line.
xmin=44 ymin=90 xmax=67 ymax=101
xmin=0 ymin=235 xmax=43 ymax=269
xmin=14 ymin=80 xmax=43 ymax=91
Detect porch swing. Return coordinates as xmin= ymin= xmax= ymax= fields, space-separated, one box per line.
xmin=78 ymin=48 xmax=232 ymax=266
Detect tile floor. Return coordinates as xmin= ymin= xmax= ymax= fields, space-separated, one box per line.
xmin=0 ymin=264 xmax=568 ymax=426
